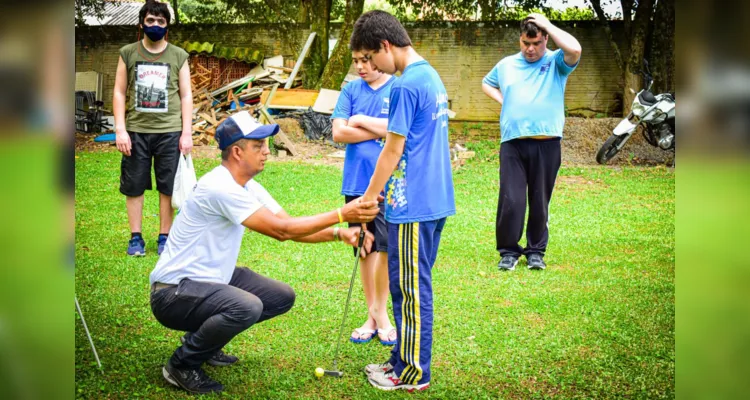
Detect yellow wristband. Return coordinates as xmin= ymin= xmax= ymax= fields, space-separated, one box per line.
xmin=337 ymin=208 xmax=344 ymax=224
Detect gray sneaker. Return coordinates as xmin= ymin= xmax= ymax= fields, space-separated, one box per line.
xmin=527 ymin=253 xmax=546 ymax=270
xmin=364 ymin=361 xmax=393 ymax=375
xmin=498 ymin=255 xmax=519 ymax=271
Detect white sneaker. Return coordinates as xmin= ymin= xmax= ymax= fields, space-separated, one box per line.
xmin=363 ymin=361 xmax=393 ymax=375
xmin=367 ymin=369 xmax=430 ymax=392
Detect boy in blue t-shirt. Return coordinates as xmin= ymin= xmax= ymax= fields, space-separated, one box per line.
xmin=482 ymin=14 xmax=581 ymax=272
xmin=331 ymin=50 xmax=397 ymax=347
xmin=350 ymin=10 xmax=456 ymax=391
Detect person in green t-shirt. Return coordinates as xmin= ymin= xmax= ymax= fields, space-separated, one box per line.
xmin=113 ymin=0 xmax=193 ymax=257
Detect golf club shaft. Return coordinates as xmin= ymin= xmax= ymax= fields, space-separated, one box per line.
xmin=331 ymin=229 xmax=366 ymax=370
xmin=75 ymin=297 xmax=103 ymax=370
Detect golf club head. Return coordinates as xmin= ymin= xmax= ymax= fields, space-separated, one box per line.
xmin=324 ymin=370 xmax=344 ymax=378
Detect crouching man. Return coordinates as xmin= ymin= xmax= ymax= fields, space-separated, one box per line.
xmin=148 ymin=111 xmax=379 ymax=394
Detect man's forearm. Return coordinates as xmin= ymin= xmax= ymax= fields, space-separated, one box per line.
xmin=546 ymin=24 xmax=582 ymax=58
xmin=275 ymin=211 xmax=342 ymax=241
xmin=113 ymin=93 xmax=126 ymax=132
xmin=482 ymin=83 xmax=504 ymax=105
xmin=293 ymin=227 xmax=336 ymax=243
xmin=181 ymin=93 xmax=193 ymax=135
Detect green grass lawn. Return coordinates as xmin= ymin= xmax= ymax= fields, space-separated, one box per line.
xmin=75 ymin=145 xmax=674 ymax=399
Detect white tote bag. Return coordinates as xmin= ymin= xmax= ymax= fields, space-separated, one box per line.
xmin=171 ymin=154 xmax=197 ymax=210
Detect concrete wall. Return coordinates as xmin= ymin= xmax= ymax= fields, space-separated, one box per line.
xmin=75 ymin=21 xmax=626 ymax=121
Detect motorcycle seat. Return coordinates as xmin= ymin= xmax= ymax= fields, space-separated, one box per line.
xmin=639 ymin=90 xmax=658 ymax=105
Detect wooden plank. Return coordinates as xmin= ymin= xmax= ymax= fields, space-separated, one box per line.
xmin=267 ymin=65 xmax=294 ymax=73
xmin=259 ymin=107 xmax=297 ymax=156
xmin=285 ymin=32 xmax=317 ymax=89
xmin=267 ymin=105 xmax=310 ymax=111
xmin=209 ymin=71 xmax=271 ymax=97
xmin=263 ymin=84 xmax=279 ymax=108
xmin=312 ymin=89 xmax=341 ymax=114
xmin=260 ymin=89 xmax=318 ymax=107
xmin=198 ymin=112 xmax=218 ymax=126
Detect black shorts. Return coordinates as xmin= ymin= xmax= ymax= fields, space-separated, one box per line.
xmin=120 ymin=131 xmax=180 ymax=197
xmin=345 ymin=195 xmax=388 ymax=257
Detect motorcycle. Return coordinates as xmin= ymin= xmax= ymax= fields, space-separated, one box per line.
xmin=596 ymin=60 xmax=675 ymax=164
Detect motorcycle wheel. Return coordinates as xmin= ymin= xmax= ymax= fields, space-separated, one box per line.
xmin=596 ymin=134 xmax=628 ymax=165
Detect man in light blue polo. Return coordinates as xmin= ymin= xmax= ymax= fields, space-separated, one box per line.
xmin=482 ymin=13 xmax=582 ymax=271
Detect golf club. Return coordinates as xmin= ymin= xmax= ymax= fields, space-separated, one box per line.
xmin=324 ymin=228 xmax=366 ymax=378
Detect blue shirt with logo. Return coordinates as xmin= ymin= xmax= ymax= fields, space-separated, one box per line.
xmin=331 ymin=76 xmax=394 ymax=196
xmin=483 ymin=49 xmax=578 ymax=143
xmin=385 ymin=60 xmax=455 ymax=224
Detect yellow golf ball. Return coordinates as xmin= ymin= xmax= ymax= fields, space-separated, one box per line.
xmin=314 ymin=367 xmax=324 ymax=378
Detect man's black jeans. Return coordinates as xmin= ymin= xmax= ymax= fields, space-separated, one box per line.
xmin=150 ymin=267 xmax=296 ymax=369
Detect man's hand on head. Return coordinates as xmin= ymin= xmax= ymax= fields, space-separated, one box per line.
xmin=527 ymin=13 xmax=552 ymax=31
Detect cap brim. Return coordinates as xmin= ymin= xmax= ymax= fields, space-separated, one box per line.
xmin=244 ymin=124 xmax=280 ymax=140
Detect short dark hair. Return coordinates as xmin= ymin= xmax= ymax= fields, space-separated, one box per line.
xmin=221 ymin=139 xmax=249 ymax=160
xmin=520 ymin=18 xmax=547 ymax=38
xmin=139 ymin=0 xmax=171 ymax=27
xmin=350 ymin=10 xmax=412 ymax=52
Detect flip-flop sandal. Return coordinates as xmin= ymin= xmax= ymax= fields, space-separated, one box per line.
xmin=349 ymin=328 xmax=376 ymax=344
xmin=377 ymin=328 xmax=398 ymax=346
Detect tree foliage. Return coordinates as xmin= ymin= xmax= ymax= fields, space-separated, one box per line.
xmin=176 ymin=0 xmax=345 ymax=23
xmin=74 ymin=0 xmax=108 ymax=27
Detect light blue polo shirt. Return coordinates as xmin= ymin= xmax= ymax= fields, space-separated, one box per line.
xmin=483 ymin=49 xmax=578 ymax=142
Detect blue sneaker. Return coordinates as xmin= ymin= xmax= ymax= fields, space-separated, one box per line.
xmin=127 ymin=237 xmax=146 ymax=257
xmin=157 ymin=235 xmax=168 ymax=255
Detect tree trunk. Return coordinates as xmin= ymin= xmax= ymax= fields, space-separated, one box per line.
xmin=172 ymin=0 xmax=180 ymax=24
xmin=477 ymin=0 xmax=497 ymax=20
xmin=648 ymin=0 xmax=674 ymax=94
xmin=622 ymin=0 xmax=654 ymax=111
xmin=589 ymin=0 xmax=624 ymax=73
xmin=319 ymin=0 xmax=365 ymax=90
xmin=589 ymin=0 xmax=657 ymax=114
xmin=298 ymin=0 xmax=312 ymax=24
xmin=302 ymin=0 xmax=332 ymax=89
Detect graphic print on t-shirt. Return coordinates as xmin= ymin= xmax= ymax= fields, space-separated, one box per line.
xmin=134 ymin=61 xmax=169 ymax=113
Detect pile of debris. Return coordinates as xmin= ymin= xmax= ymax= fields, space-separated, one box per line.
xmin=188 ymin=32 xmax=330 ymax=151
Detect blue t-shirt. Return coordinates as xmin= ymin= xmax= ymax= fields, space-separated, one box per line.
xmin=483 ymin=49 xmax=578 ymax=143
xmin=385 ymin=60 xmax=456 ymax=224
xmin=331 ymin=77 xmax=395 ymax=196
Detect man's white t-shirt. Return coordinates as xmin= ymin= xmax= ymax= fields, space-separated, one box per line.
xmin=149 ymin=165 xmax=282 ymax=285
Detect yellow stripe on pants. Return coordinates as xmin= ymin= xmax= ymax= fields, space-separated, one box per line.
xmin=400 ymin=223 xmax=423 ymax=384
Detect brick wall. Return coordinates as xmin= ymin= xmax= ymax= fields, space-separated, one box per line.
xmin=75 ymin=21 xmax=626 ymax=121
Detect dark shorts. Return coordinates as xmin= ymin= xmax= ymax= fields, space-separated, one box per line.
xmin=345 ymin=195 xmax=388 ymax=256
xmin=120 ymin=131 xmax=180 ymax=197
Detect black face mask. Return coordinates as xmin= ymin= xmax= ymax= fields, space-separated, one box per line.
xmin=143 ymin=25 xmax=167 ymax=41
